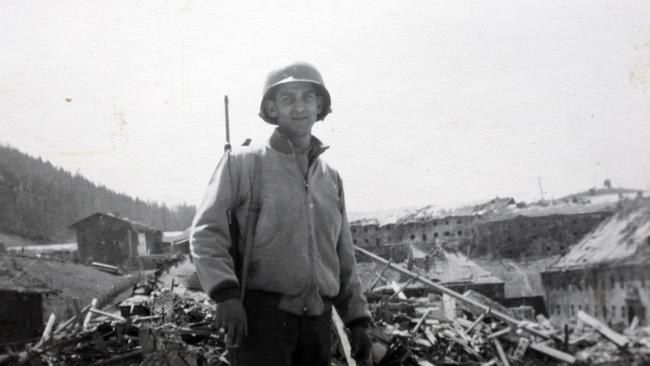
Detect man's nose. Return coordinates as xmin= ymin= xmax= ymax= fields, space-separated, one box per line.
xmin=293 ymin=99 xmax=306 ymax=112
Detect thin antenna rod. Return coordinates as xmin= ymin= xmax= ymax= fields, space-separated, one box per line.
xmin=224 ymin=95 xmax=231 ymax=151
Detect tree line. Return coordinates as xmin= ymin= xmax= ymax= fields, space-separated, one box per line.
xmin=0 ymin=144 xmax=196 ymax=243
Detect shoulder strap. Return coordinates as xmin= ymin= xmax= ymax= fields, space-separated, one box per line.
xmin=238 ymin=153 xmax=263 ymax=301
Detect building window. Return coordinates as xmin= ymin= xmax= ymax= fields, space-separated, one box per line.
xmin=585 ymin=304 xmax=590 ymax=314
xmin=602 ymin=305 xmax=608 ymax=318
xmin=422 ymin=234 xmax=427 ymax=242
xmin=353 ymin=239 xmax=357 ymax=244
xmin=611 ymin=276 xmax=616 ymax=289
xmin=376 ymin=238 xmax=380 ymax=246
xmin=364 ymin=239 xmax=368 ymax=244
xmin=457 ymin=219 xmax=462 ymax=224
xmin=445 ymin=220 xmax=449 ymax=225
xmin=410 ymin=235 xmax=415 ymax=240
xmin=444 ymin=231 xmax=450 ymax=237
xmin=433 ymin=221 xmax=437 ymax=226
xmin=457 ymin=231 xmax=462 ymax=236
xmin=620 ymin=276 xmax=625 ymax=288
xmin=578 ymin=305 xmax=582 ymax=312
xmin=434 ymin=232 xmax=438 ymax=238
xmin=351 ymin=228 xmax=356 ymax=233
xmin=364 ymin=227 xmax=368 ymax=233
xmin=622 ymin=306 xmax=626 ymax=319
xmin=612 ymin=306 xmax=616 ymax=318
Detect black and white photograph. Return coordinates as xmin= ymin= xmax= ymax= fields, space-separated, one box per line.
xmin=1 ymin=1 xmax=650 ymax=365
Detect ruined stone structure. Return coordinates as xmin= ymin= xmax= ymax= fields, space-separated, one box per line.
xmin=543 ymin=264 xmax=649 ymax=325
xmin=470 ymin=212 xmax=611 ymax=259
xmin=541 ymin=200 xmax=650 ymax=325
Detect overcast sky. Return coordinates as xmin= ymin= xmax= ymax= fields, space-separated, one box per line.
xmin=1 ymin=1 xmax=649 ymax=212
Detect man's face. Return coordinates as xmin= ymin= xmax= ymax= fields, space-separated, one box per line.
xmin=266 ymin=82 xmax=323 ymax=139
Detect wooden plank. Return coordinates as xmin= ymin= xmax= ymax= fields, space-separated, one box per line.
xmin=89 ymin=308 xmax=126 ymax=322
xmin=331 ymin=307 xmax=357 ymax=366
xmin=487 ymin=326 xmax=512 ymax=339
xmin=83 ymin=298 xmax=98 ymax=330
xmin=411 ymin=308 xmax=432 ymax=333
xmin=577 ymin=310 xmax=628 ymax=347
xmin=492 ymin=338 xmax=510 ymax=366
xmin=529 ymin=342 xmax=576 ymax=364
xmin=54 ymin=303 xmax=92 ymax=334
xmin=33 ymin=313 xmax=56 ymax=349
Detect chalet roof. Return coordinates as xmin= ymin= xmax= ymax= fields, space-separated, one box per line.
xmin=70 ymin=212 xmax=156 ymax=232
xmin=545 ymin=198 xmax=650 ymax=272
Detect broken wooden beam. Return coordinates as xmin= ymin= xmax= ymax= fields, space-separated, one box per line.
xmin=54 ymin=303 xmax=93 ymax=334
xmin=487 ymin=326 xmax=512 ymax=339
xmin=577 ymin=310 xmax=628 ymax=348
xmin=83 ymin=298 xmax=98 ymax=330
xmin=89 ymin=308 xmax=127 ymax=323
xmin=411 ymin=308 xmax=432 ymax=333
xmin=529 ymin=342 xmax=576 ymax=364
xmin=332 ymin=307 xmax=357 ymax=366
xmin=492 ymin=338 xmax=510 ymax=366
xmin=354 ymin=246 xmax=552 ymax=340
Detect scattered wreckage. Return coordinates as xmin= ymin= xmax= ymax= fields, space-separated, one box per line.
xmin=1 ymin=248 xmax=649 ymax=365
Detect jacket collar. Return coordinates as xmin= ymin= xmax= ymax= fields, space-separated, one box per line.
xmin=269 ymin=128 xmax=329 ymax=163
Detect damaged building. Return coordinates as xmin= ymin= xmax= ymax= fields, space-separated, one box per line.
xmin=70 ymin=212 xmax=163 ymax=266
xmin=541 ymin=198 xmax=650 ymax=326
xmin=350 ymin=185 xmax=642 ymax=263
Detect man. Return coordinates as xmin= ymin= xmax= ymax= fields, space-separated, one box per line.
xmin=190 ymin=62 xmax=372 ymax=365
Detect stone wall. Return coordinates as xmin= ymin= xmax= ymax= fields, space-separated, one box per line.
xmin=468 ymin=212 xmax=611 ymax=259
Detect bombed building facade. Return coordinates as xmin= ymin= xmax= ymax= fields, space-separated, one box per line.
xmin=541 ymin=199 xmax=650 ymax=325
xmin=351 ymin=187 xmax=642 ymax=264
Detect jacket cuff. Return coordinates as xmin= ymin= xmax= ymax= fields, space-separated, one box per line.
xmin=346 ymin=316 xmax=372 ymax=329
xmin=208 ymin=283 xmax=240 ymax=303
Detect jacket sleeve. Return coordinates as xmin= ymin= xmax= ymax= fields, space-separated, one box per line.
xmin=190 ymin=152 xmax=241 ymax=302
xmin=332 ymin=174 xmax=372 ymax=327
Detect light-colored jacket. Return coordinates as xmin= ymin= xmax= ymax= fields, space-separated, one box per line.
xmin=190 ymin=129 xmax=370 ymax=323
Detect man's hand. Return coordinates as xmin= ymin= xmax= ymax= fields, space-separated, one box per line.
xmin=215 ymin=298 xmax=247 ymax=348
xmin=349 ymin=326 xmax=372 ymax=365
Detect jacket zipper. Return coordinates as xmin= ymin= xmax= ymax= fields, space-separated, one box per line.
xmin=290 ymin=149 xmax=315 ymax=313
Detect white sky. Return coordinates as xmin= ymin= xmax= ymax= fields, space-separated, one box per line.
xmin=1 ymin=1 xmax=650 ymax=212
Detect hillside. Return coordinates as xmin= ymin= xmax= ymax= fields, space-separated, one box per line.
xmin=0 ymin=144 xmax=196 ymax=243
xmin=0 ymin=253 xmax=137 ymax=320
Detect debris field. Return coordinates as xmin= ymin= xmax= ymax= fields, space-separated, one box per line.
xmin=1 ymin=252 xmax=649 ymax=366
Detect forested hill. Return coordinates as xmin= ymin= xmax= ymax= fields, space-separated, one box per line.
xmin=0 ymin=144 xmax=196 ymax=243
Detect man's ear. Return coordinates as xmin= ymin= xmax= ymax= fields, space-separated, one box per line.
xmin=265 ymin=99 xmax=278 ymax=118
xmin=316 ymin=95 xmax=324 ymax=114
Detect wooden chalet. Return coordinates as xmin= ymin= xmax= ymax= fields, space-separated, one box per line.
xmin=70 ymin=213 xmax=162 ymax=266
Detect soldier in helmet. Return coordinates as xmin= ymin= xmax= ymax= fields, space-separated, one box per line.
xmin=190 ymin=62 xmax=372 ymax=365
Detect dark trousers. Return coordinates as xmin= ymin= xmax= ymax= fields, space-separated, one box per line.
xmin=229 ymin=290 xmax=333 ymax=366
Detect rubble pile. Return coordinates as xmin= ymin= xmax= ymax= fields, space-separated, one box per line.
xmin=344 ymin=246 xmax=650 ymax=366
xmin=0 ymin=276 xmax=229 ymax=366
xmin=2 ymin=251 xmax=649 ymax=365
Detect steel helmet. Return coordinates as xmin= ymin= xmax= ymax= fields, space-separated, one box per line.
xmin=259 ymin=62 xmax=332 ymax=124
